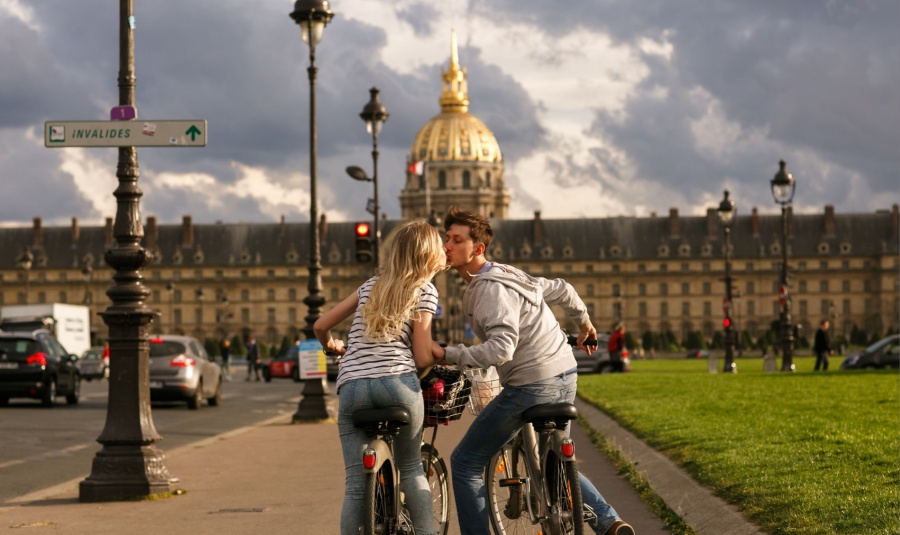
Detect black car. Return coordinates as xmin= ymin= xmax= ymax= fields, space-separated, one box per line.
xmin=839 ymin=334 xmax=900 ymax=370
xmin=0 ymin=330 xmax=81 ymax=407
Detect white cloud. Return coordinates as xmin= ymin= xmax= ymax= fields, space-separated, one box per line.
xmin=0 ymin=0 xmax=38 ymax=31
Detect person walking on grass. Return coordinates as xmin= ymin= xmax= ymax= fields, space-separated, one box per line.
xmin=814 ymin=320 xmax=833 ymax=371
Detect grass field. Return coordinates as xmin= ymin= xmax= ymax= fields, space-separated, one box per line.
xmin=576 ymin=356 xmax=900 ymax=535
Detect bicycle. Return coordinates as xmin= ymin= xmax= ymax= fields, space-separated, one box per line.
xmin=352 ymin=364 xmax=471 ymax=535
xmin=482 ymin=337 xmax=599 ymax=535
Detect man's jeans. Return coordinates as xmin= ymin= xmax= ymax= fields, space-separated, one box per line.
xmin=337 ymin=373 xmax=435 ymax=535
xmin=450 ymin=373 xmax=620 ymax=535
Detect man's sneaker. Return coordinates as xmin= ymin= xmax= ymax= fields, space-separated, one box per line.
xmin=606 ymin=519 xmax=635 ymax=535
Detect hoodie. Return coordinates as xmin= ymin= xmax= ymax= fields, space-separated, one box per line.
xmin=443 ymin=263 xmax=589 ymax=386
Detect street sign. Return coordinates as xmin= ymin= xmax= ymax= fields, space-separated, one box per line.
xmin=110 ymin=106 xmax=137 ymax=121
xmin=297 ymin=339 xmax=326 ymax=380
xmin=366 ymin=198 xmax=376 ymax=216
xmin=44 ymin=120 xmax=207 ymax=148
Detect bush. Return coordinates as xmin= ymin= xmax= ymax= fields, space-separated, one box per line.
xmin=230 ymin=335 xmax=247 ymax=356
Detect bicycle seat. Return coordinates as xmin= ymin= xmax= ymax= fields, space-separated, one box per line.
xmin=522 ymin=402 xmax=577 ymax=424
xmin=352 ymin=407 xmax=411 ymax=428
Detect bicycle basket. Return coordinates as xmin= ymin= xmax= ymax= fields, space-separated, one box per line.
xmin=465 ymin=368 xmax=501 ymax=415
xmin=421 ymin=366 xmax=471 ymax=424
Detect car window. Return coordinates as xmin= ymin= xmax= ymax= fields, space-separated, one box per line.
xmin=0 ymin=338 xmax=39 ymax=358
xmin=149 ymin=341 xmax=187 ymax=357
xmin=188 ymin=340 xmax=205 ymax=360
xmin=49 ymin=337 xmax=70 ymax=357
xmin=37 ymin=333 xmax=62 ymax=358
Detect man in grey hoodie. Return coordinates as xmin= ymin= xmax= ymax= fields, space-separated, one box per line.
xmin=432 ymin=207 xmax=633 ymax=535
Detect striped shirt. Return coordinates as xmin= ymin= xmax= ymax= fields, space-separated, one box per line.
xmin=336 ymin=277 xmax=439 ymax=390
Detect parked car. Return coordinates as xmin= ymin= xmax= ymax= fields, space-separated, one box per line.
xmin=839 ymin=334 xmax=900 ymax=370
xmin=686 ymin=349 xmax=710 ymax=359
xmin=571 ymin=333 xmax=631 ymax=374
xmin=0 ymin=329 xmax=81 ymax=407
xmin=77 ymin=346 xmax=109 ymax=380
xmin=263 ymin=345 xmax=302 ymax=382
xmin=149 ymin=335 xmax=222 ymax=409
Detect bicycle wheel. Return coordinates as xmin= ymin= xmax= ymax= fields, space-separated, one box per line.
xmin=363 ymin=466 xmax=393 ymax=535
xmin=545 ymin=452 xmax=584 ymax=535
xmin=422 ymin=444 xmax=450 ymax=535
xmin=485 ymin=443 xmax=542 ymax=535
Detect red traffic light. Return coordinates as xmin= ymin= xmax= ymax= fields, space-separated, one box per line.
xmin=723 ymin=317 xmax=731 ymax=328
xmin=355 ymin=222 xmax=371 ymax=237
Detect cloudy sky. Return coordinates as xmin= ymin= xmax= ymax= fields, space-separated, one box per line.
xmin=0 ymin=0 xmax=897 ymax=228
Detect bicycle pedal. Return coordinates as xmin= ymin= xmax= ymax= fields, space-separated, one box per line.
xmin=499 ymin=477 xmax=527 ymax=487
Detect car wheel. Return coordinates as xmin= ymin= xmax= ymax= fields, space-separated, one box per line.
xmin=863 ymin=364 xmax=878 ymax=370
xmin=598 ymin=363 xmax=612 ymax=374
xmin=66 ymin=376 xmax=81 ymax=405
xmin=263 ymin=369 xmax=272 ymax=383
xmin=291 ymin=367 xmax=301 ymax=382
xmin=208 ymin=379 xmax=222 ymax=407
xmin=187 ymin=381 xmax=203 ymax=410
xmin=41 ymin=377 xmax=57 ymax=407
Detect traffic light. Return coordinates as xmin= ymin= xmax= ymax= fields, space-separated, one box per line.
xmin=355 ymin=222 xmax=373 ymax=263
xmin=723 ymin=317 xmax=732 ymax=329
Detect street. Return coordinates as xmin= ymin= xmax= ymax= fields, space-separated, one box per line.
xmin=0 ymin=376 xmax=307 ymax=503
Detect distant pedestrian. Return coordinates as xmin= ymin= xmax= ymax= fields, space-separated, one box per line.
xmin=221 ymin=339 xmax=232 ymax=382
xmin=607 ymin=322 xmax=626 ymax=373
xmin=246 ymin=338 xmax=260 ymax=381
xmin=814 ymin=320 xmax=833 ymax=371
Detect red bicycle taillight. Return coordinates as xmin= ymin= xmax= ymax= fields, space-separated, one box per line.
xmin=363 ymin=448 xmax=376 ymax=469
xmin=169 ymin=355 xmax=195 ymax=367
xmin=561 ymin=438 xmax=575 ymax=458
xmin=26 ymin=352 xmax=47 ymax=366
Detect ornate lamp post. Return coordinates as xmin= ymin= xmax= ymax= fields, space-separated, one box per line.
xmin=81 ymin=261 xmax=93 ymax=305
xmin=17 ymin=247 xmax=33 ymax=302
xmin=80 ymin=0 xmax=171 ymax=502
xmin=290 ymin=0 xmax=334 ymax=422
xmin=770 ymin=160 xmax=796 ymax=372
xmin=346 ymin=87 xmax=389 ymax=266
xmin=717 ymin=190 xmax=737 ymax=373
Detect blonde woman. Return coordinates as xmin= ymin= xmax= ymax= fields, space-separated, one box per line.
xmin=314 ymin=220 xmax=445 ymax=535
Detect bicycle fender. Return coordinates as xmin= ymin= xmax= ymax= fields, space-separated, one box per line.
xmin=547 ymin=431 xmax=577 ymax=462
xmin=362 ymin=440 xmax=394 ymax=474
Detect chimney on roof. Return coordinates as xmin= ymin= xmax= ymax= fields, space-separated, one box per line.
xmin=32 ymin=217 xmax=43 ymax=246
xmin=533 ymin=211 xmax=543 ymax=246
xmin=824 ymin=205 xmax=836 ymax=237
xmin=751 ymin=207 xmax=759 ymax=237
xmin=70 ymin=217 xmax=79 ymax=245
xmin=146 ymin=216 xmax=158 ymax=250
xmin=104 ymin=217 xmax=114 ymax=246
xmin=892 ymin=204 xmax=899 ymax=239
xmin=320 ymin=214 xmax=328 ymax=243
xmin=181 ymin=215 xmax=194 ymax=247
xmin=668 ymin=208 xmax=679 ymax=238
xmin=649 ymin=211 xmax=656 ymax=218
xmin=280 ymin=215 xmax=286 ymax=237
xmin=706 ymin=208 xmax=717 ymax=239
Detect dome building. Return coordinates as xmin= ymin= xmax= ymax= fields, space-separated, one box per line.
xmin=400 ymin=31 xmax=510 ymax=220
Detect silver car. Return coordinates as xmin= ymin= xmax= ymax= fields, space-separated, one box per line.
xmin=77 ymin=346 xmax=109 ymax=381
xmin=149 ymin=335 xmax=222 ymax=409
xmin=572 ymin=333 xmax=632 ymax=374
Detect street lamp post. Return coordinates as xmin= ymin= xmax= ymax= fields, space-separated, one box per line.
xmin=290 ymin=0 xmax=334 ymax=422
xmin=17 ymin=247 xmax=33 ymax=303
xmin=770 ymin=160 xmax=796 ymax=372
xmin=346 ymin=87 xmax=389 ymax=266
xmin=80 ymin=0 xmax=171 ymax=502
xmin=717 ymin=190 xmax=737 ymax=373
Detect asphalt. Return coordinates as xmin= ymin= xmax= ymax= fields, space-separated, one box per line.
xmin=0 ymin=390 xmax=765 ymax=535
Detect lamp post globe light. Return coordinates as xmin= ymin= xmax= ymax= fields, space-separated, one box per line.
xmin=346 ymin=87 xmax=389 ymax=266
xmin=17 ymin=247 xmax=33 ymax=302
xmin=770 ymin=160 xmax=796 ymax=372
xmin=717 ymin=190 xmax=737 ymax=373
xmin=290 ymin=0 xmax=334 ymax=422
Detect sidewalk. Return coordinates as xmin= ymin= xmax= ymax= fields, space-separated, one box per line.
xmin=0 ymin=402 xmax=763 ymax=534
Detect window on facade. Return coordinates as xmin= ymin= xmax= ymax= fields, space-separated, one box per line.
xmin=267 ymin=308 xmax=275 ymax=323
xmin=821 ymin=300 xmax=829 ymax=315
xmin=462 ymin=171 xmax=471 ymax=188
xmin=587 ymin=303 xmax=594 ymax=317
xmin=36 ymin=292 xmax=45 ymax=303
xmin=194 ymin=269 xmax=202 ymax=279
xmin=659 ymin=264 xmax=668 ymax=273
xmin=152 ymin=290 xmax=161 ymax=302
xmin=612 ymin=283 xmax=621 ymax=297
xmin=17 ymin=293 xmax=25 ymax=304
xmin=215 ymin=270 xmax=224 ymax=280
xmin=746 ymin=262 xmax=754 ymax=271
xmin=438 ymin=171 xmax=447 ymax=189
xmin=289 ymin=288 xmax=297 ymax=300
xmin=704 ymin=302 xmax=711 ymax=317
xmin=241 ymin=270 xmax=249 ymax=279
xmin=819 ymin=261 xmax=827 ymax=270
xmin=799 ymin=281 xmax=807 ymax=293
xmin=638 ymin=302 xmax=647 ymax=316
xmin=638 ymin=283 xmax=646 ymax=297
xmin=746 ymin=282 xmax=755 ymax=295
xmin=703 ymin=282 xmax=711 ymax=295
xmin=638 ymin=264 xmax=646 ymax=273
xmin=702 ymin=263 xmax=710 ymax=272
xmin=564 ymin=265 xmax=572 ymax=274
xmin=864 ymin=279 xmax=872 ymax=292
xmin=59 ymin=272 xmax=67 ymax=282
xmin=173 ymin=271 xmax=181 ymax=281
xmin=267 ymin=269 xmax=275 ymax=279
xmin=586 ymin=284 xmax=594 ymax=297
xmin=747 ymin=301 xmax=755 ymax=317
xmin=289 ymin=307 xmax=297 ymax=323
xmin=660 ymin=302 xmax=668 ymax=317
xmin=195 ymin=308 xmax=202 ymax=325
xmin=485 ymin=172 xmax=491 ymax=187
xmin=799 ymin=300 xmax=807 ymax=316
xmin=241 ymin=308 xmax=250 ymax=322
xmin=174 ymin=290 xmax=182 ymax=303
xmin=681 ymin=282 xmax=689 ymax=295
xmin=681 ymin=263 xmax=689 ymax=272
xmin=267 ymin=289 xmax=276 ymax=301
xmin=586 ymin=264 xmax=594 ymax=273
xmin=331 ymin=288 xmax=339 ymax=301
xmin=842 ymin=280 xmax=850 ymax=292
xmin=820 ymin=281 xmax=828 ymax=293
xmin=682 ymin=302 xmax=690 ymax=316
xmin=59 ymin=292 xmax=67 ymax=303
xmin=612 ymin=265 xmax=620 ymax=274
xmin=773 ymin=301 xmax=780 ymax=315
xmin=660 ymin=283 xmax=668 ymax=296
xmin=543 ymin=265 xmax=550 ymax=275
xmin=241 ymin=289 xmax=250 ymax=301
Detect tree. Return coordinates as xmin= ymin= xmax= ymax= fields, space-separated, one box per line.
xmin=278 ymin=336 xmax=293 ymax=356
xmin=684 ymin=331 xmax=705 ymax=350
xmin=230 ymin=335 xmax=247 ymax=356
xmin=204 ymin=338 xmax=220 ymax=357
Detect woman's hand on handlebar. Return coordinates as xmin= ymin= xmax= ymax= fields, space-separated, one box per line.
xmin=324 ymin=338 xmax=346 ymax=357
xmin=576 ymin=322 xmax=598 ymax=356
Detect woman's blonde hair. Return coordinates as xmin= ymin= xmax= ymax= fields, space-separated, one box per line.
xmin=362 ymin=220 xmax=446 ymax=342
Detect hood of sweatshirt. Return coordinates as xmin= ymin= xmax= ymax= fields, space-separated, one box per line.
xmin=469 ymin=269 xmax=541 ymax=307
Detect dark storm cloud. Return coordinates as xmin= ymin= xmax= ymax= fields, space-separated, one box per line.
xmin=471 ymin=0 xmax=900 ymax=211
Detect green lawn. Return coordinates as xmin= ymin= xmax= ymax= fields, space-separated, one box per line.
xmin=577 ymin=356 xmax=900 ymax=535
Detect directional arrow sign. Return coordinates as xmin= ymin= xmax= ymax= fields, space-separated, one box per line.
xmin=44 ymin=120 xmax=207 ymax=148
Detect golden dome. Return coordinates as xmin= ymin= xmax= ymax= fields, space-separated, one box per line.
xmin=409 ymin=30 xmax=502 ymax=164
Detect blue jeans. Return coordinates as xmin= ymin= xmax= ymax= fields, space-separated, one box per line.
xmin=337 ymin=373 xmax=435 ymax=535
xmin=450 ymin=373 xmax=620 ymax=535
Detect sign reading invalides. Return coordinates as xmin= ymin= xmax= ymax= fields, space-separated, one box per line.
xmin=44 ymin=120 xmax=207 ymax=148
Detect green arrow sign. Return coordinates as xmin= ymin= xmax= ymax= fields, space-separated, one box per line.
xmin=44 ymin=120 xmax=207 ymax=148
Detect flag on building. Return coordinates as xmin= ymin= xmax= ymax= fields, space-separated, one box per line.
xmin=408 ymin=161 xmax=425 ymax=175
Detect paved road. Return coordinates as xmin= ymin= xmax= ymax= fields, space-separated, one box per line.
xmin=0 ymin=377 xmax=305 ymax=503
